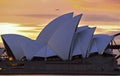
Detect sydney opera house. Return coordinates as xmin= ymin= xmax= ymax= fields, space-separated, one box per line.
xmin=1 ymin=12 xmax=114 ymax=61
xmin=0 ymin=12 xmax=120 ymax=74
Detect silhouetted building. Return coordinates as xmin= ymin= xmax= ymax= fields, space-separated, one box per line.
xmin=1 ymin=13 xmax=113 ymax=61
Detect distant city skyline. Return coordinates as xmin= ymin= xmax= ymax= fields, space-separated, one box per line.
xmin=0 ymin=0 xmax=120 ymax=47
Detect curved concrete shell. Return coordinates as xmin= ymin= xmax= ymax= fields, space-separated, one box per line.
xmin=77 ymin=26 xmax=89 ymax=33
xmin=73 ymin=27 xmax=96 ymax=57
xmin=48 ymin=14 xmax=82 ymax=60
xmin=1 ymin=13 xmax=75 ymax=60
xmin=1 ymin=34 xmax=26 ymax=60
xmin=20 ymin=39 xmax=45 ymax=60
xmin=1 ymin=12 xmax=114 ymax=61
xmin=2 ymin=34 xmax=45 ymax=60
xmin=72 ymin=26 xmax=89 ymax=56
xmin=20 ymin=12 xmax=75 ymax=60
xmin=89 ymin=34 xmax=113 ymax=55
xmin=37 ymin=12 xmax=73 ymax=44
xmin=34 ymin=46 xmax=57 ymax=57
xmin=33 ymin=13 xmax=76 ymax=59
xmin=87 ymin=38 xmax=98 ymax=55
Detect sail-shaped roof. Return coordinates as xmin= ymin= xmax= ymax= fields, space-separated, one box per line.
xmin=1 ymin=12 xmax=114 ymax=61
xmin=77 ymin=26 xmax=89 ymax=32
xmin=89 ymin=34 xmax=113 ymax=54
xmin=20 ymin=39 xmax=45 ymax=60
xmin=72 ymin=26 xmax=89 ymax=56
xmin=37 ymin=12 xmax=73 ymax=44
xmin=88 ymin=38 xmax=98 ymax=55
xmin=2 ymin=34 xmax=46 ymax=60
xmin=31 ymin=13 xmax=74 ymax=59
xmin=34 ymin=46 xmax=57 ymax=57
xmin=1 ymin=13 xmax=74 ymax=60
xmin=1 ymin=34 xmax=26 ymax=60
xmin=48 ymin=14 xmax=82 ymax=60
xmin=73 ymin=27 xmax=96 ymax=57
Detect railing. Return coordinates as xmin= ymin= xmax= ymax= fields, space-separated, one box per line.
xmin=107 ymin=45 xmax=120 ymax=49
xmin=108 ymin=33 xmax=120 ymax=59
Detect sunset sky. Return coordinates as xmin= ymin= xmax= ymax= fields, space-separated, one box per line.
xmin=0 ymin=0 xmax=120 ymax=47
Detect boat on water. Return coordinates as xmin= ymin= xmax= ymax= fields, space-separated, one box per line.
xmin=0 ymin=12 xmax=120 ymax=75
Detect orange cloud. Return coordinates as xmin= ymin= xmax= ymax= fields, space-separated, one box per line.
xmin=0 ymin=0 xmax=119 ymax=46
xmin=70 ymin=0 xmax=120 ymax=13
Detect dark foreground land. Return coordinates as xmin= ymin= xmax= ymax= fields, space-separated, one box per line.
xmin=0 ymin=55 xmax=120 ymax=75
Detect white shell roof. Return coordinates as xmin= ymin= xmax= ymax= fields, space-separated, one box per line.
xmin=77 ymin=26 xmax=89 ymax=32
xmin=89 ymin=34 xmax=113 ymax=55
xmin=34 ymin=13 xmax=76 ymax=59
xmin=1 ymin=34 xmax=26 ymax=60
xmin=88 ymin=38 xmax=98 ymax=55
xmin=20 ymin=39 xmax=45 ymax=60
xmin=2 ymin=34 xmax=46 ymax=60
xmin=37 ymin=12 xmax=73 ymax=44
xmin=34 ymin=46 xmax=57 ymax=57
xmin=48 ymin=14 xmax=83 ymax=60
xmin=1 ymin=13 xmax=114 ymax=60
xmin=73 ymin=27 xmax=96 ymax=57
xmin=72 ymin=26 xmax=89 ymax=56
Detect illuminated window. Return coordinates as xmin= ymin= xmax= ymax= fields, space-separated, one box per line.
xmin=9 ymin=57 xmax=14 ymax=61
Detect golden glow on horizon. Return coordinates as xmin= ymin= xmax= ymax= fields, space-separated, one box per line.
xmin=0 ymin=0 xmax=119 ymax=47
xmin=90 ymin=25 xmax=120 ymax=30
xmin=0 ymin=22 xmax=120 ymax=47
xmin=0 ymin=23 xmax=42 ymax=43
xmin=0 ymin=23 xmax=20 ymax=34
xmin=89 ymin=25 xmax=120 ymax=34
